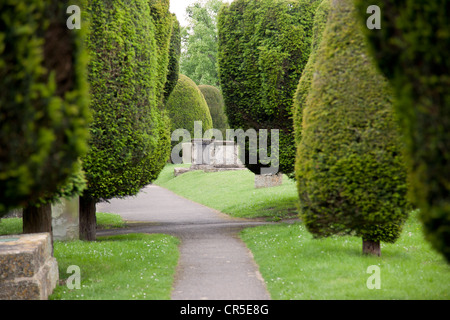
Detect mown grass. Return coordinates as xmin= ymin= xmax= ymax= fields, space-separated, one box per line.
xmin=50 ymin=233 xmax=179 ymax=300
xmin=241 ymin=211 xmax=450 ymax=299
xmin=0 ymin=213 xmax=179 ymax=300
xmin=154 ymin=164 xmax=298 ymax=220
xmin=154 ymin=164 xmax=450 ymax=300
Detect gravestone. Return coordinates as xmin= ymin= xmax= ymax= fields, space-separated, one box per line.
xmin=254 ymin=173 xmax=283 ymax=188
xmin=51 ymin=196 xmax=79 ymax=241
xmin=0 ymin=233 xmax=59 ymax=300
xmin=175 ymin=139 xmax=245 ymax=176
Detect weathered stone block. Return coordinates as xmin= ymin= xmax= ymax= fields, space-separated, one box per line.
xmin=0 ymin=233 xmax=58 ymax=300
xmin=254 ymin=173 xmax=283 ymax=189
xmin=52 ymin=196 xmax=79 ymax=241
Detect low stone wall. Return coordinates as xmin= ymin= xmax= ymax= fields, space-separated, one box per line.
xmin=0 ymin=233 xmax=59 ymax=300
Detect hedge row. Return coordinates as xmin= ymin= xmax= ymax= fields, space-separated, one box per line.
xmin=218 ymin=0 xmax=320 ymax=176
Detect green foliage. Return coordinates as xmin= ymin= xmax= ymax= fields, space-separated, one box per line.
xmin=82 ymin=0 xmax=170 ymax=201
xmin=180 ymin=0 xmax=223 ymax=87
xmin=198 ymin=85 xmax=228 ymax=136
xmin=295 ymin=0 xmax=409 ymax=243
xmin=354 ymin=0 xmax=450 ymax=262
xmin=149 ymin=0 xmax=174 ymax=106
xmin=218 ymin=0 xmax=320 ymax=176
xmin=163 ymin=14 xmax=181 ymax=102
xmin=165 ymin=74 xmax=213 ymax=136
xmin=293 ymin=0 xmax=330 ymax=146
xmin=0 ymin=0 xmax=91 ymax=216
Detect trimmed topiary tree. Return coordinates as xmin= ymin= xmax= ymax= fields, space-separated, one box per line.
xmin=218 ymin=0 xmax=320 ymax=177
xmin=163 ymin=14 xmax=181 ymax=103
xmin=149 ymin=0 xmax=175 ymax=107
xmin=295 ymin=0 xmax=409 ymax=256
xmin=198 ymin=85 xmax=228 ymax=136
xmin=293 ymin=0 xmax=330 ymax=146
xmin=80 ymin=0 xmax=171 ymax=240
xmin=0 ymin=0 xmax=91 ymax=230
xmin=166 ymin=74 xmax=213 ymax=137
xmin=354 ymin=0 xmax=450 ymax=262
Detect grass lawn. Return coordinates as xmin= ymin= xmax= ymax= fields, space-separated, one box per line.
xmin=50 ymin=233 xmax=179 ymax=300
xmin=155 ymin=164 xmax=450 ymax=300
xmin=0 ymin=213 xmax=179 ymax=300
xmin=154 ymin=164 xmax=299 ymax=220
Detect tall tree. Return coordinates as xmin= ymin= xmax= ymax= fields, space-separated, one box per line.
xmin=355 ymin=0 xmax=450 ymax=262
xmin=295 ymin=0 xmax=409 ymax=256
xmin=0 ymin=0 xmax=91 ymax=236
xmin=180 ymin=0 xmax=223 ymax=87
xmin=80 ymin=0 xmax=171 ymax=241
xmin=164 ymin=14 xmax=181 ymax=103
xmin=218 ymin=0 xmax=319 ymax=176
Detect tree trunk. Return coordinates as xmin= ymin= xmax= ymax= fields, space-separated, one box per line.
xmin=362 ymin=239 xmax=381 ymax=256
xmin=79 ymin=195 xmax=97 ymax=241
xmin=23 ymin=203 xmax=53 ymax=253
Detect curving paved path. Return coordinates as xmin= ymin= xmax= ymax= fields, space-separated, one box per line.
xmin=96 ymin=184 xmax=271 ymax=300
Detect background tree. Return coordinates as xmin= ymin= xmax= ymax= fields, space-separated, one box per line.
xmin=295 ymin=0 xmax=409 ymax=256
xmin=0 ymin=0 xmax=91 ymax=239
xmin=218 ymin=0 xmax=319 ymax=176
xmin=166 ymin=74 xmax=213 ymax=138
xmin=80 ymin=0 xmax=171 ymax=241
xmin=180 ymin=0 xmax=223 ymax=87
xmin=355 ymin=0 xmax=450 ymax=262
xmin=198 ymin=85 xmax=228 ymax=136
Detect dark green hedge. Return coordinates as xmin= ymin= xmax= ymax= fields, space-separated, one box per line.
xmin=163 ymin=14 xmax=181 ymax=103
xmin=166 ymin=74 xmax=213 ymax=137
xmin=355 ymin=0 xmax=450 ymax=262
xmin=295 ymin=0 xmax=409 ymax=243
xmin=149 ymin=0 xmax=174 ymax=107
xmin=0 ymin=0 xmax=91 ymax=216
xmin=82 ymin=0 xmax=170 ymax=202
xmin=218 ymin=0 xmax=320 ymax=176
xmin=198 ymin=85 xmax=228 ymax=136
xmin=293 ymin=0 xmax=330 ymax=146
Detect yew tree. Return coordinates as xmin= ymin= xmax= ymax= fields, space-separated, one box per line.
xmin=80 ymin=0 xmax=171 ymax=240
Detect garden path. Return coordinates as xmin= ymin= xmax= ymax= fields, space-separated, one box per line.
xmin=96 ymin=184 xmax=271 ymax=300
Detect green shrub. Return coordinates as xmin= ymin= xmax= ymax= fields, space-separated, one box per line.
xmin=218 ymin=0 xmax=320 ymax=176
xmin=295 ymin=0 xmax=409 ymax=254
xmin=0 ymin=0 xmax=90 ymax=216
xmin=165 ymin=74 xmax=213 ymax=136
xmin=293 ymin=0 xmax=330 ymax=146
xmin=80 ymin=0 xmax=171 ymax=239
xmin=163 ymin=15 xmax=181 ymax=103
xmin=149 ymin=0 xmax=174 ymax=106
xmin=354 ymin=0 xmax=450 ymax=262
xmin=198 ymin=85 xmax=228 ymax=136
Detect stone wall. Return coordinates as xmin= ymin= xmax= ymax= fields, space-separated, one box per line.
xmin=0 ymin=233 xmax=58 ymax=300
